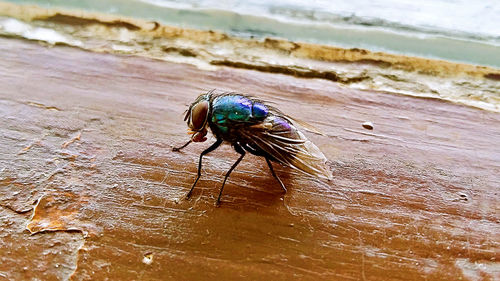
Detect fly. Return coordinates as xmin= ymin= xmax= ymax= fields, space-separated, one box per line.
xmin=173 ymin=90 xmax=332 ymax=205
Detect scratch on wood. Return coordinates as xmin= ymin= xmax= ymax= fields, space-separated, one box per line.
xmin=62 ymin=132 xmax=81 ymax=148
xmin=18 ymin=137 xmax=44 ymax=154
xmin=26 ymin=101 xmax=61 ymax=111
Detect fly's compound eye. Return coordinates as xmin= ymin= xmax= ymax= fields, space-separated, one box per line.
xmin=189 ymin=100 xmax=209 ymax=131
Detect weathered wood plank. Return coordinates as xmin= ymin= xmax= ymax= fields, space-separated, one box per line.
xmin=0 ymin=37 xmax=499 ymax=280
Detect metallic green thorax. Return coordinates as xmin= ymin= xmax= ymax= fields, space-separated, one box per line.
xmin=211 ymin=95 xmax=268 ymax=134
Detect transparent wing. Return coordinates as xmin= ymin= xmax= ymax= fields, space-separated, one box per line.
xmin=240 ymin=114 xmax=332 ymax=180
xmin=261 ymin=103 xmax=326 ymax=136
xmin=284 ymin=115 xmax=326 ymax=136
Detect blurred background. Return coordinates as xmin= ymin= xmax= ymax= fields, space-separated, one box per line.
xmin=4 ymin=0 xmax=500 ymax=67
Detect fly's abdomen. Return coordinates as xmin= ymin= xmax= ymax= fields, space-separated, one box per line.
xmin=241 ymin=114 xmax=332 ymax=180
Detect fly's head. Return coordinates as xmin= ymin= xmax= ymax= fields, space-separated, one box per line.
xmin=184 ymin=93 xmax=211 ymax=142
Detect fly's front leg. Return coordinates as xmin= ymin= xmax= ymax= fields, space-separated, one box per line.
xmin=216 ymin=144 xmax=246 ymax=206
xmin=186 ymin=139 xmax=222 ymax=198
xmin=172 ymin=140 xmax=192 ymax=152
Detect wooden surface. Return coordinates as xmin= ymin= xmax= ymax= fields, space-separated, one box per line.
xmin=0 ymin=37 xmax=499 ymax=280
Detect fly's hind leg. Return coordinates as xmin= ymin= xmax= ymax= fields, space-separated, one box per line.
xmin=265 ymin=157 xmax=287 ymax=193
xmin=241 ymin=143 xmax=287 ymax=193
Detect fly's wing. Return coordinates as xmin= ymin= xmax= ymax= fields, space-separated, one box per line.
xmin=240 ymin=114 xmax=332 ymax=180
xmin=267 ymin=105 xmax=326 ymax=136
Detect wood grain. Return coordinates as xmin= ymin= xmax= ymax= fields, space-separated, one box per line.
xmin=0 ymin=37 xmax=498 ymax=280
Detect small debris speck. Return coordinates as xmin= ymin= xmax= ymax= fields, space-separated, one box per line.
xmin=142 ymin=253 xmax=153 ymax=265
xmin=362 ymin=121 xmax=374 ymax=130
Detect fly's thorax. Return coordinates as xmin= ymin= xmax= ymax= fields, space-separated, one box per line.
xmin=210 ymin=95 xmax=269 ymax=139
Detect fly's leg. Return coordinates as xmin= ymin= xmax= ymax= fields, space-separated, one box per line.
xmin=265 ymin=157 xmax=287 ymax=193
xmin=241 ymin=143 xmax=287 ymax=193
xmin=172 ymin=140 xmax=192 ymax=152
xmin=187 ymin=139 xmax=222 ymax=199
xmin=216 ymin=144 xmax=246 ymax=206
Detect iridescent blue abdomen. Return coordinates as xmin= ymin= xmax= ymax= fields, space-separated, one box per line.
xmin=211 ymin=95 xmax=268 ymax=138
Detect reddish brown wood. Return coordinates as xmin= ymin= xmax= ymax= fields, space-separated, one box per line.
xmin=0 ymin=38 xmax=498 ymax=280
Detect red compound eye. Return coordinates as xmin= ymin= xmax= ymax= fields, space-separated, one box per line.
xmin=189 ymin=100 xmax=209 ymax=131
